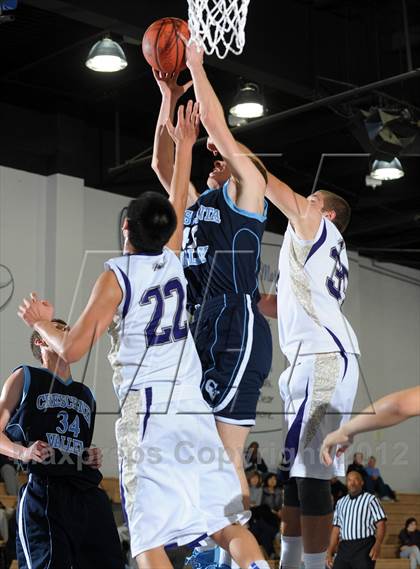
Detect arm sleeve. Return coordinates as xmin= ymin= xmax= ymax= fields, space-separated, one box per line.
xmin=333 ymin=503 xmax=341 ymax=527
xmin=370 ymin=497 xmax=387 ymax=523
xmin=104 ymin=259 xmax=130 ymax=318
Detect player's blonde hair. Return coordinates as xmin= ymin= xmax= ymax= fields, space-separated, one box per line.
xmin=319 ymin=190 xmax=351 ymax=233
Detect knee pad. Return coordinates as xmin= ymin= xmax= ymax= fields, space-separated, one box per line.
xmin=296 ymin=477 xmax=333 ymax=516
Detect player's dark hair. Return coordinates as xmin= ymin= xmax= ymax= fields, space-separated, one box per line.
xmin=319 ymin=190 xmax=351 ymax=233
xmin=126 ymin=192 xmax=177 ymax=253
xmin=30 ymin=318 xmax=68 ymax=362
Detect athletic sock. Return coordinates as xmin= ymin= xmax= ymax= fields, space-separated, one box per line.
xmin=249 ymin=561 xmax=270 ymax=569
xmin=280 ymin=536 xmax=302 ymax=569
xmin=302 ymin=551 xmax=327 ymax=569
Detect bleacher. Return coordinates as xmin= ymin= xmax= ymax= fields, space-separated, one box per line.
xmin=375 ymin=493 xmax=420 ymax=569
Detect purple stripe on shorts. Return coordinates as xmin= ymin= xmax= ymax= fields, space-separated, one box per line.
xmin=119 ymin=462 xmax=128 ymax=525
xmin=279 ymin=381 xmax=309 ymax=482
xmin=165 ymin=533 xmax=208 ymax=550
xmin=141 ymin=387 xmax=153 ymax=441
xmin=325 ymin=326 xmax=348 ymax=379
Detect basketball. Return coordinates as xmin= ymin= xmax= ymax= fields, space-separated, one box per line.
xmin=142 ymin=17 xmax=190 ymax=75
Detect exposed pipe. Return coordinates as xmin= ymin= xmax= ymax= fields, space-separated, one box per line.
xmin=115 ymin=106 xmax=120 ymax=167
xmin=317 ymin=75 xmax=420 ymax=114
xmin=108 ymin=67 xmax=420 ymax=175
xmin=401 ymin=0 xmax=413 ymax=72
xmin=0 ymin=30 xmax=105 ymax=80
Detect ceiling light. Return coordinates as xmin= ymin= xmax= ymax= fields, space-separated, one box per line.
xmin=86 ymin=38 xmax=127 ymax=73
xmin=370 ymin=157 xmax=405 ymax=181
xmin=228 ymin=113 xmax=248 ymax=127
xmin=229 ymin=83 xmax=264 ymax=119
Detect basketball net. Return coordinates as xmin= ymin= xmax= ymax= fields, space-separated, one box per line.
xmin=187 ymin=0 xmax=251 ymax=59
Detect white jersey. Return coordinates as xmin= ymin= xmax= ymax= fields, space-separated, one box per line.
xmin=277 ymin=218 xmax=360 ymax=362
xmin=105 ymin=249 xmax=202 ymax=403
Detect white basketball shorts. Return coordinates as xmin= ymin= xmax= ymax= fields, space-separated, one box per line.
xmin=116 ymin=385 xmax=250 ymax=558
xmin=279 ymin=352 xmax=359 ymax=480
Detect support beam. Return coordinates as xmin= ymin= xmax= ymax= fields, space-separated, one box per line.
xmin=347 ymin=212 xmax=416 ymax=237
xmin=355 ymin=228 xmax=420 ymax=249
xmin=110 ymin=67 xmax=420 ymax=174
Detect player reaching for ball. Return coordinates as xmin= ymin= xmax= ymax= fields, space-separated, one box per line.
xmin=251 ymin=166 xmax=361 ymax=569
xmin=151 ymin=34 xmax=272 ymax=569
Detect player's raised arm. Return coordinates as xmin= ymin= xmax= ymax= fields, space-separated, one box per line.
xmin=165 ymin=100 xmax=200 ymax=253
xmin=151 ymin=71 xmax=198 ymax=206
xmin=234 ymin=141 xmax=321 ymax=238
xmin=18 ymin=275 xmax=122 ymax=364
xmin=183 ymin=38 xmax=266 ymax=216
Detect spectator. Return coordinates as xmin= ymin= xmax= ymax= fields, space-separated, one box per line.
xmin=365 ymin=456 xmax=396 ymax=501
xmin=327 ymin=470 xmax=387 ymax=568
xmin=0 ymin=454 xmax=19 ymax=495
xmin=247 ymin=470 xmax=263 ymax=507
xmin=261 ymin=473 xmax=283 ymax=513
xmin=399 ymin=517 xmax=420 ymax=569
xmin=249 ymin=473 xmax=282 ymax=559
xmin=347 ymin=452 xmax=374 ymax=493
xmin=244 ymin=441 xmax=268 ymax=474
xmin=331 ymin=476 xmax=348 ymax=506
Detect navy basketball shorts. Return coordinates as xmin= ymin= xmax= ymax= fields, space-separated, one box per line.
xmin=17 ymin=474 xmax=125 ymax=569
xmin=191 ymin=293 xmax=272 ymax=426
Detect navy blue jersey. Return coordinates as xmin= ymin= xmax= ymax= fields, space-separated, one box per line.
xmin=181 ymin=181 xmax=267 ymax=311
xmin=6 ymin=365 xmax=101 ymax=487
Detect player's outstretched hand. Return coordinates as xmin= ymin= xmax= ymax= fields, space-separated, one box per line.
xmin=166 ymin=100 xmax=200 ymax=147
xmin=152 ymin=69 xmax=193 ymax=100
xmin=18 ymin=292 xmax=54 ymax=328
xmin=20 ymin=440 xmax=53 ymax=464
xmin=178 ymin=33 xmax=204 ymax=70
xmin=84 ymin=447 xmax=103 ymax=469
xmin=320 ymin=427 xmax=353 ymax=466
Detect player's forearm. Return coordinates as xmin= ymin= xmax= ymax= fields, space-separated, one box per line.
xmin=0 ymin=432 xmax=26 ymax=461
xmin=167 ymin=142 xmax=193 ymax=252
xmin=266 ymin=172 xmax=308 ymax=218
xmin=234 ymin=146 xmax=306 ymax=219
xmin=152 ymin=95 xmax=178 ymax=192
xmin=342 ymin=387 xmax=420 ymax=438
xmin=189 ymin=63 xmax=225 ymax=139
xmin=33 ymin=321 xmax=83 ymax=363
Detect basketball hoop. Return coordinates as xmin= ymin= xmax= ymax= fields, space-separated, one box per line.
xmin=187 ymin=0 xmax=251 ymax=59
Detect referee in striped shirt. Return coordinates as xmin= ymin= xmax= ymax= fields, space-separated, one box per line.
xmin=326 ymin=470 xmax=387 ymax=568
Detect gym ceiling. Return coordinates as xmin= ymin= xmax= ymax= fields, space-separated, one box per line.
xmin=0 ymin=0 xmax=419 ymax=268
